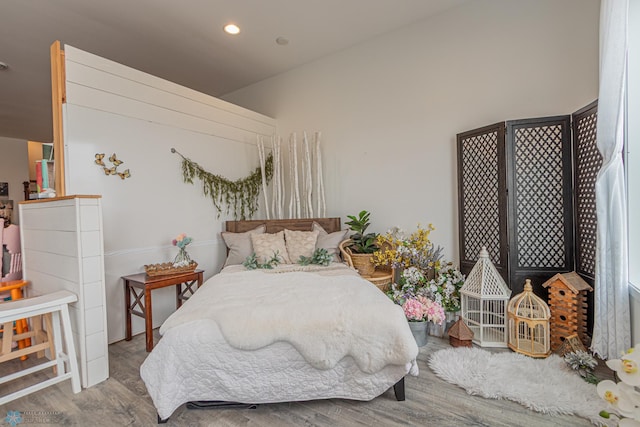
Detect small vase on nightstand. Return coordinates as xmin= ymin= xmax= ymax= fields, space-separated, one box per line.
xmin=173 ymin=247 xmax=191 ymax=266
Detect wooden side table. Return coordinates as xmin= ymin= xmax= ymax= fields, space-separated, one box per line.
xmin=123 ymin=269 xmax=203 ymax=351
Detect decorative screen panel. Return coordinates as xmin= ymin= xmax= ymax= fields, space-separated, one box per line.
xmin=506 ymin=116 xmax=573 ymax=293
xmin=457 ymin=123 xmax=508 ymax=281
xmin=573 ymin=102 xmax=600 ymax=279
xmin=513 ymin=125 xmax=566 ymax=268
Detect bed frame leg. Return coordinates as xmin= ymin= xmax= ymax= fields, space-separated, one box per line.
xmin=157 ymin=414 xmax=168 ymax=424
xmin=393 ymin=377 xmax=406 ymax=401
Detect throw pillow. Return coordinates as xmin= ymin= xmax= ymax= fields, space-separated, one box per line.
xmin=313 ymin=222 xmax=350 ymax=263
xmin=284 ymin=229 xmax=319 ymax=263
xmin=251 ymin=231 xmax=291 ymax=264
xmin=221 ymin=225 xmax=266 ymax=267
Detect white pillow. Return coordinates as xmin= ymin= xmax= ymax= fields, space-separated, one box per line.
xmin=251 ymin=231 xmax=291 ymax=264
xmin=313 ymin=222 xmax=350 ymax=262
xmin=285 ymin=229 xmax=319 ymax=263
xmin=221 ymin=225 xmax=265 ymax=267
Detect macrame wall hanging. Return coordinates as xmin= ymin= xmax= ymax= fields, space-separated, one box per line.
xmin=171 ymin=147 xmax=273 ymax=220
xmin=257 ymin=131 xmax=327 ymax=220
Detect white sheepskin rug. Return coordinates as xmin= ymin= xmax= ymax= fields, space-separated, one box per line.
xmin=428 ymin=347 xmax=613 ymax=426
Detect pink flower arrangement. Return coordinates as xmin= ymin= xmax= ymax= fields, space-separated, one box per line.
xmin=402 ymin=295 xmax=445 ymax=324
xmin=172 ymin=233 xmax=192 ymax=249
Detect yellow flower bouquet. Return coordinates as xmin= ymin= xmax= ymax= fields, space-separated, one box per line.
xmin=372 ymin=224 xmax=443 ymax=272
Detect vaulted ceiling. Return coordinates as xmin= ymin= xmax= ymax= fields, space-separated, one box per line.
xmin=0 ymin=0 xmax=467 ymax=143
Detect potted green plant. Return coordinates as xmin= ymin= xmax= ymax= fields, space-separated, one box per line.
xmin=344 ymin=210 xmax=378 ymax=276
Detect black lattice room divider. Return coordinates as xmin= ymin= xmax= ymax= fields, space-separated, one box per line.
xmin=457 ymin=101 xmax=601 ymax=331
xmin=456 ymin=123 xmax=508 ymax=281
xmin=506 ymin=116 xmax=574 ymax=293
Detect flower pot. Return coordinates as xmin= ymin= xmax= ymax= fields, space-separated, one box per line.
xmin=349 ymin=253 xmax=376 ymax=276
xmin=428 ymin=321 xmax=446 ymax=338
xmin=408 ymin=321 xmax=429 ymax=347
xmin=445 ymin=310 xmax=460 ymax=331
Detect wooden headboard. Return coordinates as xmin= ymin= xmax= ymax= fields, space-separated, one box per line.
xmin=226 ymin=217 xmax=341 ymax=234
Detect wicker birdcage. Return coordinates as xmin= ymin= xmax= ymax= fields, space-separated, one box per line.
xmin=541 ymin=272 xmax=593 ymax=351
xmin=460 ymin=247 xmax=511 ymax=347
xmin=508 ymin=279 xmax=551 ymax=358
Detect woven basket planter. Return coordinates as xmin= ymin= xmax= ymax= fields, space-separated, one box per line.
xmin=349 ymin=252 xmax=375 ymax=276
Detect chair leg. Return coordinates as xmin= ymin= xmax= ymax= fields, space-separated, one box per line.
xmin=33 ymin=315 xmax=44 ymax=358
xmin=59 ymin=306 xmax=80 ymax=393
xmin=9 ymin=288 xmax=31 ymax=360
xmin=15 ymin=319 xmax=29 ymax=361
xmin=1 ymin=321 xmax=13 ymax=356
xmin=43 ymin=313 xmax=57 ymax=374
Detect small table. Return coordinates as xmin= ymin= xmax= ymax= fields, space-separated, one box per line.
xmin=123 ymin=269 xmax=203 ymax=351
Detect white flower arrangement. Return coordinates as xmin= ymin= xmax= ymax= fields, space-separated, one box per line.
xmin=598 ymin=344 xmax=640 ymax=425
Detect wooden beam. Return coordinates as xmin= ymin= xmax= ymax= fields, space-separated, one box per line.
xmin=50 ymin=41 xmax=66 ymax=196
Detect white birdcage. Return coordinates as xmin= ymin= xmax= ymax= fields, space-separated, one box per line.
xmin=508 ymin=279 xmax=551 ymax=358
xmin=460 ymin=247 xmax=512 ymax=347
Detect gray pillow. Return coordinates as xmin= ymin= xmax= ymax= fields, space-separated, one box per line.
xmin=313 ymin=222 xmax=349 ymax=263
xmin=221 ymin=225 xmax=266 ymax=267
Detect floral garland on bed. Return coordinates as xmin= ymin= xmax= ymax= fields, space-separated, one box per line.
xmin=171 ymin=148 xmax=273 ymax=220
xmin=243 ymin=248 xmax=333 ymax=270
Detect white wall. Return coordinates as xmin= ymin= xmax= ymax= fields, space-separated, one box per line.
xmin=62 ymin=46 xmax=276 ymax=343
xmin=224 ymin=0 xmax=600 ymax=262
xmin=0 ymin=136 xmax=29 ymax=223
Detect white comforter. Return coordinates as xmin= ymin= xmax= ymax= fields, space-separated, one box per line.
xmin=141 ymin=263 xmax=419 ymax=420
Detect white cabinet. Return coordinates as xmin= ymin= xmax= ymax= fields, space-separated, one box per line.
xmin=19 ymin=195 xmax=108 ymax=387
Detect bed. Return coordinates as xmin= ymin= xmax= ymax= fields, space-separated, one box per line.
xmin=140 ymin=218 xmax=419 ymax=422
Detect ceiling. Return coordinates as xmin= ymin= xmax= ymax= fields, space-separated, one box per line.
xmin=0 ymin=0 xmax=467 ymax=143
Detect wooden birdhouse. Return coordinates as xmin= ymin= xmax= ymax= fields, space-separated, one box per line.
xmin=508 ymin=279 xmax=551 ymax=358
xmin=448 ymin=318 xmax=474 ymax=348
xmin=554 ymin=333 xmax=587 ymax=357
xmin=460 ymin=247 xmax=512 ymax=348
xmin=541 ymin=272 xmax=593 ymax=351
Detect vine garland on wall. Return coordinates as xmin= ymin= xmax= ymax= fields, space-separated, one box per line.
xmin=171 ymin=148 xmax=273 ymax=220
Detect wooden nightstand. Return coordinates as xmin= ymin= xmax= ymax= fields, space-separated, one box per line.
xmin=123 ymin=269 xmax=203 ymax=351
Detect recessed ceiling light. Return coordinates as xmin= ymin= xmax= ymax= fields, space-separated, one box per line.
xmin=0 ymin=61 xmax=8 ymax=71
xmin=223 ymin=24 xmax=240 ymax=35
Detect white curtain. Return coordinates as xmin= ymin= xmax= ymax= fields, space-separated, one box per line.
xmin=591 ymin=0 xmax=631 ymax=359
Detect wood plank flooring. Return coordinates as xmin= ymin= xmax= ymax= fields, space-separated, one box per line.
xmin=0 ymin=331 xmax=608 ymax=426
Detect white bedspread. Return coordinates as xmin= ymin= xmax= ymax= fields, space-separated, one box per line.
xmin=141 ymin=263 xmax=419 ymax=420
xmin=160 ymin=264 xmax=418 ymax=373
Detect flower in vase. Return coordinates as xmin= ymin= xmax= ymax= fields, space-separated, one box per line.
xmin=402 ymin=298 xmax=426 ymax=322
xmin=172 ymin=233 xmax=193 ymax=266
xmin=172 ymin=233 xmax=192 ymax=249
xmin=425 ymin=262 xmax=465 ymax=312
xmin=373 ymin=224 xmax=443 ymax=273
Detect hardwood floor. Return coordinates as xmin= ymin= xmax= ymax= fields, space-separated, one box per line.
xmin=0 ymin=331 xmax=605 ymax=426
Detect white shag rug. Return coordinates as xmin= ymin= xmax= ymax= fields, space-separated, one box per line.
xmin=428 ymin=347 xmax=613 ymax=426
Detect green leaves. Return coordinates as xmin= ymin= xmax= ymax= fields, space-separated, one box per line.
xmin=345 ymin=210 xmax=378 ymax=254
xmin=177 ymin=151 xmax=273 ymax=220
xmin=298 ymin=248 xmax=332 ymax=266
xmin=243 ymin=251 xmax=282 ymax=270
xmin=345 ymin=210 xmax=371 ymax=235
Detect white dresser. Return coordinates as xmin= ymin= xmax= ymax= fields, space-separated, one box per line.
xmin=19 ymin=195 xmax=108 ymax=387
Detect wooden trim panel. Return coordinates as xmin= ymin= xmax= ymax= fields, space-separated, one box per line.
xmin=50 ymin=41 xmax=66 ymax=196
xmin=226 ymin=217 xmax=341 ymax=234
